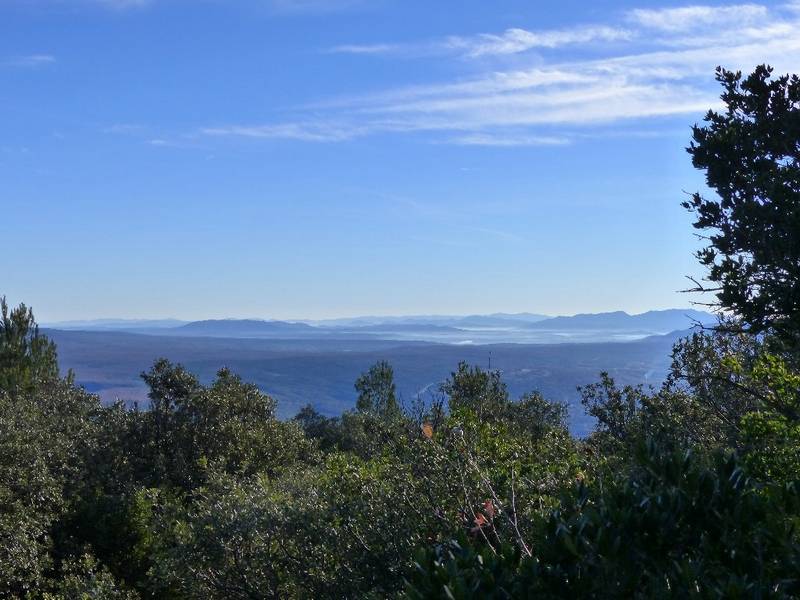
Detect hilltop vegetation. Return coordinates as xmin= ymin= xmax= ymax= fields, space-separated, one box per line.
xmin=2 ymin=65 xmax=799 ymax=598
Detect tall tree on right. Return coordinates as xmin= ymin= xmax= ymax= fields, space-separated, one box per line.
xmin=684 ymin=65 xmax=800 ymax=350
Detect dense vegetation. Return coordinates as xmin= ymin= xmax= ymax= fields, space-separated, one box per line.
xmin=2 ymin=65 xmax=799 ymax=599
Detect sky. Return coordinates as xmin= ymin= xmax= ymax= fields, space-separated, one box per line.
xmin=2 ymin=0 xmax=799 ymax=321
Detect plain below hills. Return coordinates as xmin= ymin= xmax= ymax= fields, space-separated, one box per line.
xmin=42 ymin=311 xmax=710 ymax=435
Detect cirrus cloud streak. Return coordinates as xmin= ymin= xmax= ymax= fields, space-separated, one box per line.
xmin=200 ymin=3 xmax=800 ymax=146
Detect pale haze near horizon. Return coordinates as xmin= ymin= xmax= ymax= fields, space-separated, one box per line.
xmin=3 ymin=0 xmax=797 ymax=322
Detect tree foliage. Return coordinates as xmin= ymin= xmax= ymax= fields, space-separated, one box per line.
xmin=355 ymin=359 xmax=400 ymax=419
xmin=407 ymin=442 xmax=800 ymax=599
xmin=441 ymin=361 xmax=509 ymax=419
xmin=685 ymin=65 xmax=800 ymax=349
xmin=0 ymin=297 xmax=60 ymax=395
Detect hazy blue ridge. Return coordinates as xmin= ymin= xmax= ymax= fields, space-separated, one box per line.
xmin=527 ymin=309 xmax=715 ymax=331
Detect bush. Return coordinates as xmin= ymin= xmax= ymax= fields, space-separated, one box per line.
xmin=406 ymin=441 xmax=800 ymax=598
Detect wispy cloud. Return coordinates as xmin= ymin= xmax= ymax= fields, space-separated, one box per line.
xmin=627 ymin=4 xmax=769 ymax=32
xmin=2 ymin=54 xmax=56 ymax=68
xmin=447 ymin=133 xmax=571 ymax=147
xmin=146 ymin=138 xmax=198 ymax=148
xmin=330 ymin=43 xmax=401 ymax=55
xmin=201 ymin=2 xmax=800 ymax=146
xmin=201 ymin=122 xmax=367 ymax=142
xmin=330 ymin=4 xmax=780 ymax=58
xmin=445 ymin=26 xmax=633 ymax=58
xmin=103 ymin=123 xmax=145 ymax=135
xmin=331 ymin=26 xmax=632 ymax=58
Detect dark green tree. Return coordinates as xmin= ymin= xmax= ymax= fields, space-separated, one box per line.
xmin=0 ymin=379 xmax=101 ymax=596
xmin=138 ymin=359 xmax=201 ymax=487
xmin=132 ymin=360 xmax=311 ymax=490
xmin=441 ymin=362 xmax=508 ymax=420
xmin=355 ymin=360 xmax=400 ymax=419
xmin=406 ymin=442 xmax=800 ymax=599
xmin=579 ymin=372 xmax=644 ymax=446
xmin=684 ymin=65 xmax=800 ymax=349
xmin=293 ymin=404 xmax=344 ymax=451
xmin=46 ymin=553 xmax=138 ymax=599
xmin=502 ymin=391 xmax=568 ymax=441
xmin=0 ymin=297 xmax=60 ymax=395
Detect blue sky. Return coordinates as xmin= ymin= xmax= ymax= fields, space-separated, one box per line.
xmin=2 ymin=0 xmax=799 ymax=321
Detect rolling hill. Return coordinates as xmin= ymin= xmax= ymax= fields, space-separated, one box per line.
xmin=528 ymin=309 xmax=714 ymax=332
xmin=174 ymin=319 xmax=317 ymax=337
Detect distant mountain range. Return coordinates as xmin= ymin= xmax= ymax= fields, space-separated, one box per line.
xmin=308 ymin=313 xmax=550 ymax=328
xmin=341 ymin=323 xmax=464 ymax=333
xmin=45 ymin=309 xmax=715 ymax=344
xmin=527 ymin=309 xmax=715 ymax=332
xmin=45 ymin=318 xmax=187 ymax=330
xmin=175 ymin=319 xmax=316 ymax=337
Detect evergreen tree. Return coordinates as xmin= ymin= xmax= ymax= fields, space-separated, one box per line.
xmin=0 ymin=297 xmax=60 ymax=395
xmin=355 ymin=360 xmax=400 ymax=419
xmin=685 ymin=65 xmax=800 ymax=350
xmin=441 ymin=361 xmax=508 ymax=419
